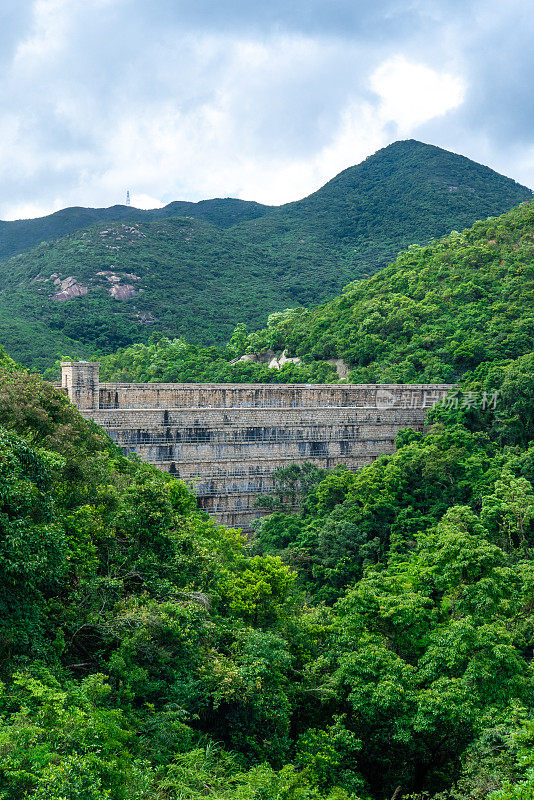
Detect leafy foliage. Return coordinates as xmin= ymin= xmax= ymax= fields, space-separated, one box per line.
xmin=99 ymin=334 xmax=338 ymax=384
xmin=243 ymin=200 xmax=534 ymax=384
xmin=98 ymin=199 xmax=534 ymax=389
xmin=250 ymin=349 xmax=534 ymax=798
xmin=0 ymin=320 xmax=532 ymax=800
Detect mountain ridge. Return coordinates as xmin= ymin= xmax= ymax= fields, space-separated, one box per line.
xmin=0 ymin=197 xmax=273 ymax=261
xmin=2 ymin=139 xmax=530 ymax=262
xmin=0 ymin=139 xmax=531 ymax=371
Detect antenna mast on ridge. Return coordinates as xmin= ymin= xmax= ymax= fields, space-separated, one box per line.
xmin=126 ymin=190 xmax=131 ymax=206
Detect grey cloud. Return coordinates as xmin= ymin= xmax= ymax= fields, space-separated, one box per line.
xmin=461 ymin=24 xmax=534 ymax=145
xmin=0 ymin=0 xmax=533 ymax=217
xmin=413 ymin=0 xmax=534 ymax=186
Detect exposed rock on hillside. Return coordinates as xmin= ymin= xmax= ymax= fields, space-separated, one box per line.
xmin=109 ymin=283 xmax=138 ymax=300
xmin=52 ymin=276 xmax=88 ymax=301
xmin=232 ymin=349 xmax=302 ymax=369
xmin=97 ymin=270 xmax=141 ymax=299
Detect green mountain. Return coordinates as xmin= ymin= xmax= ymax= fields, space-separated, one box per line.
xmin=100 ymin=199 xmax=534 ymax=387
xmin=0 ymin=197 xmax=272 ymax=260
xmin=239 ymin=138 xmax=533 ymax=280
xmin=0 ymin=139 xmax=531 ymax=371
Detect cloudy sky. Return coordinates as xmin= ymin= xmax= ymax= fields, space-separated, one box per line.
xmin=1 ymin=0 xmax=533 ymax=219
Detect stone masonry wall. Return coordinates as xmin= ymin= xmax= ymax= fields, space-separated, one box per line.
xmin=61 ymin=362 xmax=454 ymax=530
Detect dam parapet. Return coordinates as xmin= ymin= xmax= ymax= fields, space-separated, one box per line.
xmin=61 ymin=361 xmax=454 ymax=530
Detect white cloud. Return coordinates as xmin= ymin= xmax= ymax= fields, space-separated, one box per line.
xmin=129 ymin=192 xmax=164 ymax=209
xmin=3 ymin=199 xmax=64 ymax=221
xmin=0 ymin=0 xmax=531 ymax=218
xmin=370 ymin=55 xmax=466 ymax=133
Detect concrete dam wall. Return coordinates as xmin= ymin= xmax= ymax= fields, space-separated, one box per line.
xmin=60 ymin=361 xmax=454 ymax=530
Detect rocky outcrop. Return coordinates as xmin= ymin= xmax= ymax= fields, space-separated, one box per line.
xmin=135 ymin=311 xmax=156 ymax=325
xmin=45 ymin=270 xmax=141 ymax=302
xmin=96 ymin=270 xmax=141 ymax=283
xmin=230 ymin=350 xmax=349 ymax=376
xmin=268 ymin=350 xmax=301 ymax=369
xmin=109 ymin=284 xmax=138 ymax=300
xmin=52 ymin=276 xmax=88 ymax=301
xmin=97 ymin=224 xmax=147 ymax=250
xmin=230 ymin=349 xmax=301 ymax=369
xmin=97 ymin=270 xmax=140 ymax=300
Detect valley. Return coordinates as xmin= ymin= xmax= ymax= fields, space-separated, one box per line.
xmin=0 ymin=140 xmax=532 ymax=800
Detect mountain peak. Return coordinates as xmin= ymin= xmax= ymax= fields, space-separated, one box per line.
xmin=0 ymin=141 xmax=532 ymax=370
xmin=296 ymin=139 xmax=532 ymax=208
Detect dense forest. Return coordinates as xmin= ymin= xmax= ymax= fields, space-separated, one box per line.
xmin=241 ymin=200 xmax=534 ymax=383
xmin=0 ymin=140 xmax=531 ymax=372
xmin=0 ymin=185 xmax=532 ymax=796
xmin=0 ymin=143 xmax=532 ymax=798
xmin=0 ymin=198 xmax=272 ymax=262
xmin=98 ymin=331 xmax=340 ymax=385
xmin=99 ymin=200 xmax=534 ymax=387
xmin=0 ymin=319 xmax=532 ymax=800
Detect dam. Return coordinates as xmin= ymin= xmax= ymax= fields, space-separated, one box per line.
xmin=61 ymin=361 xmax=453 ymax=530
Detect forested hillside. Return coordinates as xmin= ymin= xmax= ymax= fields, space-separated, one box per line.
xmin=250 ymin=348 xmax=534 ymax=800
xmin=100 ymin=200 xmax=534 ymax=386
xmin=0 ymin=197 xmax=272 ymax=261
xmin=0 ymin=140 xmax=531 ymax=371
xmin=1 ymin=175 xmax=533 ymax=800
xmin=0 ymin=327 xmax=532 ymax=799
xmin=241 ymin=199 xmax=534 ymax=383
